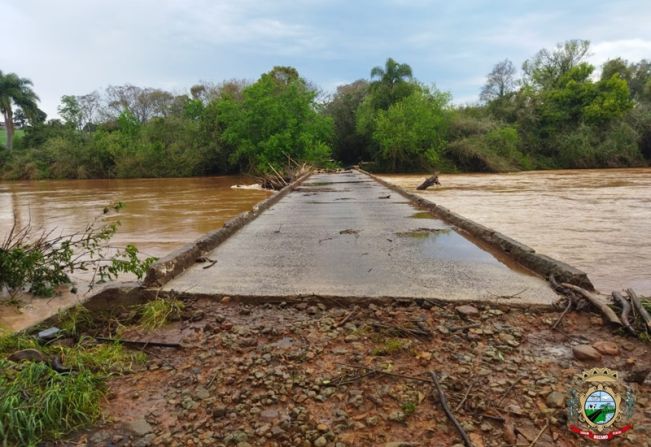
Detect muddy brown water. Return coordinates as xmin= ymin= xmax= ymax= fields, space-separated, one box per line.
xmin=0 ymin=176 xmax=270 ymax=330
xmin=381 ymin=168 xmax=651 ymax=295
xmin=0 ymin=176 xmax=271 ymax=258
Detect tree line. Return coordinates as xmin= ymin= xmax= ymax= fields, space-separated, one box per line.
xmin=1 ymin=39 xmax=650 ymax=179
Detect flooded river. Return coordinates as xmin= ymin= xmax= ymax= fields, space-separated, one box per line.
xmin=381 ymin=168 xmax=651 ymax=295
xmin=0 ymin=176 xmax=271 ymax=259
xmin=0 ymin=176 xmax=270 ymax=330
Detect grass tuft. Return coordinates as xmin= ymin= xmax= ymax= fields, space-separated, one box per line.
xmin=0 ymin=331 xmax=146 ymax=446
xmin=139 ymin=298 xmax=184 ymax=330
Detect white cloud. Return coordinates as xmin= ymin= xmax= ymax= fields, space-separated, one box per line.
xmin=591 ymin=39 xmax=651 ymax=67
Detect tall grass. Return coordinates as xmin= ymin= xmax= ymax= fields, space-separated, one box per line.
xmin=0 ymin=333 xmax=146 ymax=446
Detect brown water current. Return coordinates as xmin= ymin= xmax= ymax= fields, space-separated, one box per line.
xmin=0 ymin=176 xmax=270 ymax=330
xmin=381 ymin=168 xmax=651 ymax=295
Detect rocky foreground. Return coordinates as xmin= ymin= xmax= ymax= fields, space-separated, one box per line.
xmin=63 ymin=297 xmax=650 ymax=447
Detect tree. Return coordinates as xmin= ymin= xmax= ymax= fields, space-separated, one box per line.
xmin=13 ymin=108 xmax=27 ymax=128
xmin=0 ymin=71 xmax=40 ymax=150
xmin=217 ymin=67 xmax=333 ymax=172
xmin=522 ymin=39 xmax=590 ymax=89
xmin=372 ymin=86 xmax=450 ymax=171
xmin=106 ymin=85 xmax=175 ymax=123
xmin=324 ymin=80 xmax=370 ymax=164
xmin=480 ymin=59 xmax=517 ymax=102
xmin=58 ymin=95 xmax=82 ymax=129
xmin=369 ymin=58 xmax=415 ymax=110
xmin=602 ymin=58 xmax=651 ymax=102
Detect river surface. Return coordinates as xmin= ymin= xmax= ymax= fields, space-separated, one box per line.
xmin=380 ymin=168 xmax=651 ymax=295
xmin=0 ymin=176 xmax=271 ymax=259
xmin=0 ymin=176 xmax=270 ymax=330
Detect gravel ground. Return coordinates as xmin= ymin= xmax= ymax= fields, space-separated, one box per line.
xmin=60 ymin=297 xmax=650 ymax=447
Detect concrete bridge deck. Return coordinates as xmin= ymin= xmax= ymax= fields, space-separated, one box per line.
xmin=163 ymin=171 xmax=558 ymax=305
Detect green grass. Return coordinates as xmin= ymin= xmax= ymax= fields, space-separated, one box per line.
xmin=0 ymin=360 xmax=104 ymax=446
xmin=0 ymin=332 xmax=146 ymax=446
xmin=0 ymin=128 xmax=24 ymax=147
xmin=371 ymin=338 xmax=410 ymax=356
xmin=139 ymin=297 xmax=184 ymax=330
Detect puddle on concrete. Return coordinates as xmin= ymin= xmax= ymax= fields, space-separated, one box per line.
xmin=396 ymin=228 xmax=450 ymax=238
xmin=410 ymin=212 xmax=435 ymax=219
xmin=416 ymin=230 xmax=504 ymax=265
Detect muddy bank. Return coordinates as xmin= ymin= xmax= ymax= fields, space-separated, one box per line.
xmin=61 ymin=298 xmax=650 ymax=447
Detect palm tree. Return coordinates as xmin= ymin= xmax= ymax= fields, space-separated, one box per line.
xmin=0 ymin=71 xmax=40 ymax=150
xmin=369 ymin=58 xmax=414 ymax=109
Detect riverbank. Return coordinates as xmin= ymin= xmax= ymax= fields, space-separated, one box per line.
xmin=59 ymin=296 xmax=651 ymax=447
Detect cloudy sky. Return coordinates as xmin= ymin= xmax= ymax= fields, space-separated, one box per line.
xmin=3 ymin=0 xmax=651 ymax=118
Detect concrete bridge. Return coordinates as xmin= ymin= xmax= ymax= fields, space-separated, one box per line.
xmin=154 ymin=170 xmax=567 ymax=306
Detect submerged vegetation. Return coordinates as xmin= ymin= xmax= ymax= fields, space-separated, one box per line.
xmin=0 ymin=204 xmax=157 ymax=299
xmin=1 ymin=39 xmax=650 ymax=177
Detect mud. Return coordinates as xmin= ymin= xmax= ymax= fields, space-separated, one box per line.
xmin=61 ymin=299 xmax=650 ymax=447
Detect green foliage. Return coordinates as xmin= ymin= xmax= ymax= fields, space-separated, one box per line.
xmin=0 ymin=331 xmax=145 ymax=446
xmin=371 ymin=338 xmax=409 ymax=356
xmin=372 ymin=87 xmax=450 ymax=171
xmin=401 ymin=401 xmax=417 ymax=416
xmin=324 ymin=80 xmax=370 ymax=164
xmin=139 ymin=298 xmax=185 ymax=330
xmin=0 ymin=208 xmax=157 ymax=298
xmin=217 ymin=66 xmax=333 ymax=173
xmin=0 ymin=360 xmax=103 ymax=446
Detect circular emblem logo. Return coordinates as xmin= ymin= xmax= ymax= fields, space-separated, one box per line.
xmin=584 ymin=390 xmax=616 ymax=425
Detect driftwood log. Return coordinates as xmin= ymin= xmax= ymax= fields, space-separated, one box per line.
xmin=561 ymin=283 xmax=622 ymax=326
xmin=626 ymin=288 xmax=651 ymax=331
xmin=416 ymin=174 xmax=440 ymax=190
xmin=612 ymin=291 xmax=636 ymax=335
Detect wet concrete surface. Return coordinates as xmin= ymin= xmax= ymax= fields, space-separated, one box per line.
xmin=163 ymin=171 xmax=559 ymax=305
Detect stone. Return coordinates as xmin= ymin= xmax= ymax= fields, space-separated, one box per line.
xmin=572 ymin=345 xmax=602 ymax=361
xmin=314 ymin=436 xmax=328 ymax=447
xmin=545 ymin=391 xmax=565 ymax=409
xmin=456 ymin=305 xmax=480 ymax=317
xmin=260 ymin=408 xmax=280 ymax=421
xmin=592 ymin=340 xmax=620 ymax=356
xmin=195 ymin=386 xmax=210 ymax=400
xmin=127 ymin=417 xmax=153 ymax=436
xmin=388 ymin=410 xmax=406 ymax=422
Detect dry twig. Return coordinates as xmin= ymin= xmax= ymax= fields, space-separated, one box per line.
xmin=430 ymin=371 xmax=474 ymax=447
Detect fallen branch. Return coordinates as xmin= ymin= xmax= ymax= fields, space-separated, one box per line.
xmin=202 ymin=259 xmax=218 ymax=269
xmin=370 ymin=322 xmax=431 ymax=339
xmin=527 ymin=420 xmax=550 ymax=447
xmin=561 ymin=283 xmax=622 ymax=326
xmin=336 ymin=363 xmax=433 ymax=384
xmin=454 ymin=376 xmax=475 ymax=412
xmin=551 ymin=295 xmax=574 ymax=330
xmin=336 ymin=309 xmax=358 ymax=327
xmin=95 ymin=337 xmax=182 ymax=348
xmin=416 ymin=174 xmax=440 ymax=190
xmin=626 ymin=288 xmax=651 ymax=331
xmin=612 ymin=291 xmax=636 ymax=335
xmin=496 ymin=375 xmax=524 ymax=408
xmin=430 ymin=371 xmax=474 ymax=447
